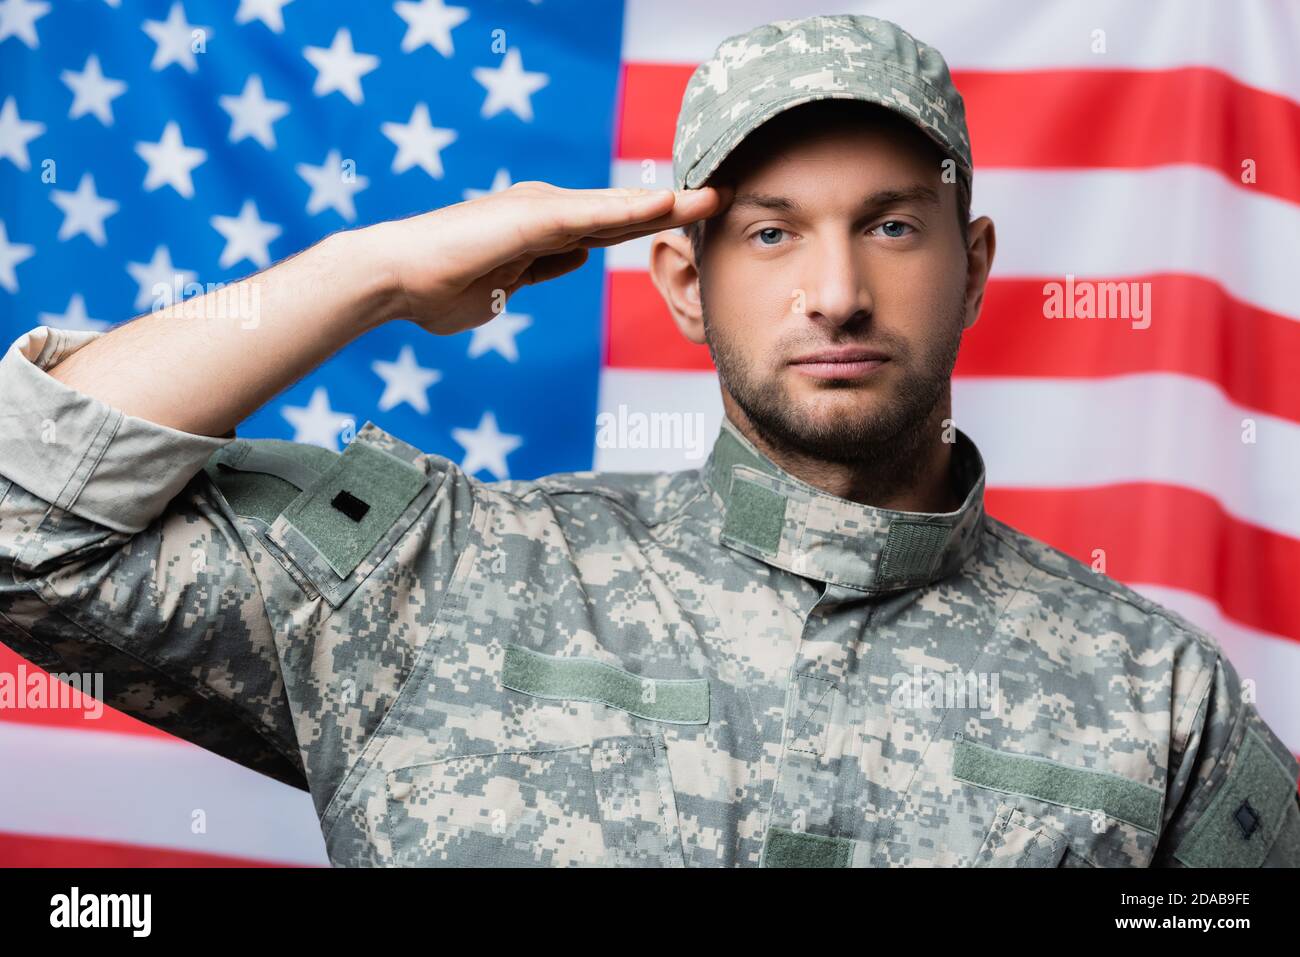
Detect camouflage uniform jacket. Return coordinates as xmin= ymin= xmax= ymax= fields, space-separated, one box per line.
xmin=1 ymin=325 xmax=1298 ymax=867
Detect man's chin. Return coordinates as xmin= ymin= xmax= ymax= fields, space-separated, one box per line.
xmin=759 ymin=395 xmax=889 ymax=445
xmin=785 ymin=386 xmax=890 ymax=427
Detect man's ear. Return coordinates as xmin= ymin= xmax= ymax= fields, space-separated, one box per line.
xmin=963 ymin=215 xmax=996 ymax=331
xmin=649 ymin=229 xmax=706 ymax=345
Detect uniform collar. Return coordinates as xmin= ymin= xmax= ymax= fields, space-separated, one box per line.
xmin=700 ymin=416 xmax=987 ymax=594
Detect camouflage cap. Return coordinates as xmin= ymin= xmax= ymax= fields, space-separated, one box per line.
xmin=671 ymin=14 xmax=972 ymax=192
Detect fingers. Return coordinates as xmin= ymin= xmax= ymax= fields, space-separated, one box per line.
xmin=527 ymin=184 xmax=729 ymax=249
xmin=571 ymin=226 xmax=682 ymax=249
xmin=576 ymin=203 xmax=730 ymax=249
xmin=537 ymin=187 xmax=677 ymax=240
xmin=520 ymin=247 xmax=591 ymax=286
xmin=579 ymin=185 xmax=732 ymax=240
xmin=425 ymin=182 xmax=730 ymax=290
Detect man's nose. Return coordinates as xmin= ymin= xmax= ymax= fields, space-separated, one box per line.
xmin=796 ymin=233 xmax=873 ymax=327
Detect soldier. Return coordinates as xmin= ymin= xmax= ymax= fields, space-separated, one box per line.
xmin=0 ymin=13 xmax=1296 ymax=867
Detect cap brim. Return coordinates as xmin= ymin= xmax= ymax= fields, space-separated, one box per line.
xmin=678 ymin=80 xmax=969 ymax=191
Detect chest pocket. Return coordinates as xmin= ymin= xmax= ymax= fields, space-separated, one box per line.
xmin=385 ymin=733 xmax=686 ymax=867
xmin=382 ymin=643 xmax=708 ymax=867
xmin=952 ymin=731 xmax=1163 ymax=867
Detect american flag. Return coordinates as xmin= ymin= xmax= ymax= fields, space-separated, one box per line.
xmin=0 ymin=0 xmax=1297 ymax=866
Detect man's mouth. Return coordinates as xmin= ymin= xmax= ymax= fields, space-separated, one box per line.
xmin=788 ymin=347 xmax=889 ymax=380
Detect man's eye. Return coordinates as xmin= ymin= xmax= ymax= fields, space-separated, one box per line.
xmin=753 ymin=227 xmax=786 ymax=245
xmin=873 ymin=221 xmax=913 ymax=238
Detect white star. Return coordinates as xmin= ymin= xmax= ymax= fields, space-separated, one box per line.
xmin=304 ymin=28 xmax=379 ymax=105
xmin=50 ymin=173 xmax=119 ymax=246
xmin=136 ymin=121 xmax=207 ymax=198
xmin=61 ymin=54 xmax=127 ymax=126
xmin=219 ymin=75 xmax=289 ymax=149
xmin=381 ymin=102 xmax=456 ymax=178
xmin=143 ymin=2 xmax=210 ymax=73
xmin=472 ymin=47 xmax=548 ymax=121
xmin=0 ymin=0 xmax=50 ymax=49
xmin=235 ymin=0 xmax=293 ymax=33
xmin=468 ymin=310 xmax=531 ymax=362
xmin=451 ymin=410 xmax=522 ymax=480
xmin=372 ymin=344 xmax=441 ymax=413
xmin=281 ymin=386 xmax=353 ymax=450
xmin=211 ymin=199 xmax=281 ymax=270
xmin=39 ymin=293 xmax=109 ymax=332
xmin=0 ymin=219 xmax=35 ymax=293
xmin=0 ymin=96 xmax=44 ymax=170
xmin=126 ymin=245 xmax=198 ymax=311
xmin=296 ymin=148 xmax=369 ymax=221
xmin=463 ymin=167 xmax=512 ymax=201
xmin=394 ymin=0 xmax=468 ymax=57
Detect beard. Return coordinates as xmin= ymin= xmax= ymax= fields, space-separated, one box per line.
xmin=702 ymin=289 xmax=965 ymax=475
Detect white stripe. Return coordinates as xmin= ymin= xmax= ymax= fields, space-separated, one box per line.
xmin=975 ymin=167 xmax=1300 ymax=322
xmin=1129 ymin=583 xmax=1300 ymax=754
xmin=594 ymin=368 xmax=724 ymax=472
xmin=0 ymin=724 xmax=329 ymax=866
xmin=622 ymin=0 xmax=1300 ymax=104
xmin=594 ymin=369 xmax=1300 ymax=543
xmin=954 ymin=373 xmax=1300 ymax=541
xmin=606 ymin=160 xmax=1300 ymax=324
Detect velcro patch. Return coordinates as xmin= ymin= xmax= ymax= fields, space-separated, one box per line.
xmin=501 ymin=643 xmax=709 ymax=725
xmin=205 ymin=440 xmax=336 ymax=525
xmin=721 ymin=476 xmax=786 ymax=555
xmin=1174 ymin=728 xmax=1298 ymax=867
xmin=952 ymin=733 xmax=1162 ymax=832
xmin=279 ymin=439 xmax=427 ymax=579
xmin=761 ymin=826 xmax=854 ymax=868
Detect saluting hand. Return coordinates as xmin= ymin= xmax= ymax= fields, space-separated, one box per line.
xmin=368 ymin=181 xmax=730 ymax=336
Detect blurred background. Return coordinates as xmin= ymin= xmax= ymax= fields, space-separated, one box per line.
xmin=0 ymin=0 xmax=1297 ymax=865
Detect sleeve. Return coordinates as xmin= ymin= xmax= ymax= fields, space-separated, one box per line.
xmin=0 ymin=325 xmax=307 ymax=790
xmin=1153 ymin=645 xmax=1300 ymax=867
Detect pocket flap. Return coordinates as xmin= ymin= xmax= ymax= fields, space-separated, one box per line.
xmin=974 ymin=799 xmax=1070 ymax=867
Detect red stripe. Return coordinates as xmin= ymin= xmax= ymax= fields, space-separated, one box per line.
xmin=617 ymin=63 xmax=688 ymax=166
xmin=986 ymin=483 xmax=1300 ymax=644
xmin=606 ymin=270 xmax=714 ymax=370
xmin=617 ymin=64 xmax=1300 ymax=207
xmin=607 ymin=271 xmax=1300 ymax=426
xmin=0 ymin=830 xmax=312 ymax=867
xmin=0 ymin=643 xmax=173 ymax=738
xmin=959 ymin=275 xmax=1300 ymax=423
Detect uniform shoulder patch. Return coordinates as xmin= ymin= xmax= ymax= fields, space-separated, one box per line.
xmin=1174 ymin=726 xmax=1300 ymax=867
xmin=276 ymin=438 xmax=427 ymax=580
xmin=204 ymin=439 xmax=340 ymax=525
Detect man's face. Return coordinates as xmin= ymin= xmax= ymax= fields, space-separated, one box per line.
xmin=697 ymin=113 xmax=972 ymax=465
